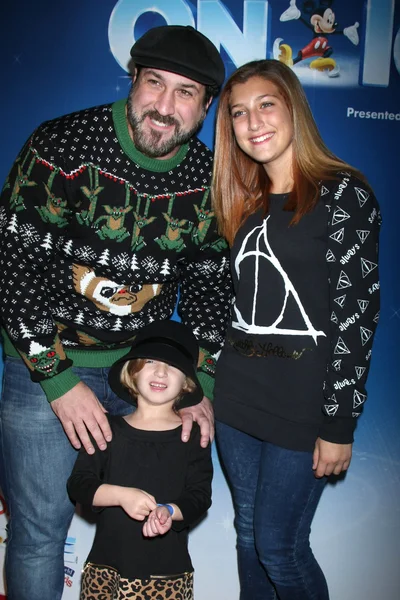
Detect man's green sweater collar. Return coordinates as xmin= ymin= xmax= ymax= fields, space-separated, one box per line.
xmin=112 ymin=98 xmax=189 ymax=172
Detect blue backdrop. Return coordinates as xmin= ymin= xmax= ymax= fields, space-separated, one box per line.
xmin=1 ymin=1 xmax=399 ymax=598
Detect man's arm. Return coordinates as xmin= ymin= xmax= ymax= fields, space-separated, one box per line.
xmin=178 ymin=195 xmax=233 ymax=444
xmin=0 ymin=134 xmax=112 ymax=451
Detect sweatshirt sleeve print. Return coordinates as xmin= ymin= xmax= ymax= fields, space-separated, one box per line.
xmin=0 ymin=132 xmax=74 ymax=386
xmin=178 ymin=189 xmax=233 ymax=400
xmin=319 ymin=173 xmax=381 ymax=444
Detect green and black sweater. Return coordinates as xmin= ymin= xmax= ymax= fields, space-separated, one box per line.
xmin=0 ymin=99 xmax=232 ymax=401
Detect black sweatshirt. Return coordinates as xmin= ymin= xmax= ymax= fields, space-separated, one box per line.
xmin=67 ymin=417 xmax=212 ymax=579
xmin=214 ymin=174 xmax=381 ymax=450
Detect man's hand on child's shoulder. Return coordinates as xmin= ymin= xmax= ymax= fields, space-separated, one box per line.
xmin=180 ymin=396 xmax=214 ymax=447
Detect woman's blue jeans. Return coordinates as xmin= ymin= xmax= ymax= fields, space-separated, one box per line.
xmin=216 ymin=421 xmax=329 ymax=600
xmin=0 ymin=356 xmax=133 ymax=600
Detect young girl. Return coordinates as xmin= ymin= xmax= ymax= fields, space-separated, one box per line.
xmin=67 ymin=320 xmax=212 ymax=600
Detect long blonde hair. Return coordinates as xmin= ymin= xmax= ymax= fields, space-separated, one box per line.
xmin=212 ymin=59 xmax=365 ymax=245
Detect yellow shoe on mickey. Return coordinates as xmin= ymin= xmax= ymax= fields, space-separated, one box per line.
xmin=278 ymin=44 xmax=293 ymax=67
xmin=309 ymin=57 xmax=336 ymax=72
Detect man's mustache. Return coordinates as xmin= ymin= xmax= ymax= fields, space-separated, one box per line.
xmin=142 ymin=109 xmax=179 ymax=128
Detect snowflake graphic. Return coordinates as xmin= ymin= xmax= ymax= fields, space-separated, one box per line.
xmin=203 ymin=330 xmax=223 ymax=344
xmin=75 ymin=246 xmax=97 ymax=263
xmin=141 ymin=257 xmax=159 ymax=274
xmin=197 ymin=260 xmax=217 ymax=275
xmin=53 ymin=307 xmax=73 ymax=320
xmin=89 ymin=316 xmax=109 ymax=329
xmin=20 ymin=224 xmax=40 ymax=246
xmin=126 ymin=318 xmax=145 ymax=331
xmin=34 ymin=319 xmax=54 ymax=335
xmin=112 ymin=253 xmax=131 ymax=271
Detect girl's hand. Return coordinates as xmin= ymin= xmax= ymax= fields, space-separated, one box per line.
xmin=118 ymin=487 xmax=157 ymax=520
xmin=313 ymin=438 xmax=352 ymax=478
xmin=142 ymin=506 xmax=173 ymax=537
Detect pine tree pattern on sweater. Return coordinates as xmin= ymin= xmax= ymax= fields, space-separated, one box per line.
xmin=0 ymin=100 xmax=232 ymax=400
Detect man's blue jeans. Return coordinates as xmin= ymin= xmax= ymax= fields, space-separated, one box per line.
xmin=216 ymin=421 xmax=329 ymax=600
xmin=0 ymin=356 xmax=133 ymax=600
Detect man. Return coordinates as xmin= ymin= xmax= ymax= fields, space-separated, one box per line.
xmin=0 ymin=25 xmax=231 ymax=600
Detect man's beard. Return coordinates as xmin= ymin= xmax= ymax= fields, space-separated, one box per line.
xmin=127 ymin=90 xmax=206 ymax=158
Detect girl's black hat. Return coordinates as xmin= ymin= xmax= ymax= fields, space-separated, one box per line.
xmin=108 ymin=320 xmax=203 ymax=408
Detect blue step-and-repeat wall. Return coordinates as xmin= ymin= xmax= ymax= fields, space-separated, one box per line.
xmin=1 ymin=1 xmax=399 ymax=598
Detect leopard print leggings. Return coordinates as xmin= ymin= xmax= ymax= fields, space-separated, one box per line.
xmin=80 ymin=562 xmax=194 ymax=599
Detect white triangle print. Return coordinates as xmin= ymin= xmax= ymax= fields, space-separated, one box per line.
xmin=356 ymin=230 xmax=370 ymax=244
xmin=373 ymin=311 xmax=380 ymax=323
xmin=329 ymin=228 xmax=344 ymax=244
xmin=231 ymin=216 xmax=326 ymax=344
xmin=360 ymin=326 xmax=373 ymax=346
xmin=324 ymin=404 xmax=339 ymax=416
xmin=321 ymin=185 xmax=329 ymax=196
xmin=334 ymin=337 xmax=351 ymax=354
xmin=355 ymin=366 xmax=366 ymax=379
xmin=326 ymin=249 xmax=336 ymax=262
xmin=337 ymin=271 xmax=352 ymax=290
xmin=361 ymin=258 xmax=378 ymax=278
xmin=328 ymin=393 xmax=337 ymax=403
xmin=334 ymin=294 xmax=346 ymax=308
xmin=353 ymin=389 xmax=367 ymax=408
xmin=352 ymin=412 xmax=361 ymax=418
xmin=331 ymin=311 xmax=338 ymax=323
xmin=332 ymin=359 xmax=342 ymax=371
xmin=355 ymin=187 xmax=370 ymax=207
xmin=332 ymin=207 xmax=350 ymax=225
xmin=357 ymin=299 xmax=369 ymax=313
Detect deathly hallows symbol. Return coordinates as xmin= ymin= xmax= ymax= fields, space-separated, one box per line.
xmin=360 ymin=257 xmax=378 ymax=278
xmin=355 ymin=366 xmax=366 ymax=379
xmin=334 ymin=337 xmax=351 ymax=354
xmin=357 ymin=299 xmax=369 ymax=313
xmin=355 ymin=187 xmax=370 ymax=207
xmin=326 ymin=249 xmax=336 ymax=262
xmin=337 ymin=271 xmax=352 ymax=290
xmin=329 ymin=228 xmax=344 ymax=244
xmin=332 ymin=207 xmax=350 ymax=225
xmin=353 ymin=389 xmax=367 ymax=408
xmin=332 ymin=359 xmax=342 ymax=371
xmin=334 ymin=294 xmax=346 ymax=308
xmin=321 ymin=185 xmax=329 ymax=196
xmin=324 ymin=404 xmax=338 ymax=416
xmin=356 ymin=230 xmax=370 ymax=244
xmin=232 ymin=216 xmax=326 ymax=344
xmin=360 ymin=326 xmax=373 ymax=346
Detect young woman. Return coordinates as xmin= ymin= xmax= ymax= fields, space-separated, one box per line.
xmin=212 ymin=59 xmax=381 ymax=600
xmin=67 ymin=320 xmax=212 ymax=599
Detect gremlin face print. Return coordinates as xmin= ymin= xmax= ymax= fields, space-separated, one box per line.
xmin=198 ymin=348 xmax=217 ymax=378
xmin=72 ymin=264 xmax=162 ymax=316
xmin=22 ymin=339 xmax=65 ymax=377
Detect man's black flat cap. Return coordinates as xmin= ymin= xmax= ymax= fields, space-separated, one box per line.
xmin=130 ymin=25 xmax=225 ymax=88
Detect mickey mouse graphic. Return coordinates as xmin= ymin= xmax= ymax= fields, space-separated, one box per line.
xmin=274 ymin=0 xmax=360 ymax=77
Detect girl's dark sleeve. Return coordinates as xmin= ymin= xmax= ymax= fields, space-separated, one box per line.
xmin=67 ymin=433 xmax=110 ymax=506
xmin=319 ymin=175 xmax=381 ymax=444
xmin=171 ymin=424 xmax=213 ymax=531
